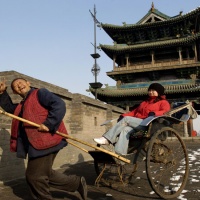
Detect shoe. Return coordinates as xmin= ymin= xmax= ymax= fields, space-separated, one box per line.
xmin=93 ymin=137 xmax=109 ymax=145
xmin=77 ymin=176 xmax=87 ymax=200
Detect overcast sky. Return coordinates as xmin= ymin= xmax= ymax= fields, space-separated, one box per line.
xmin=0 ymin=0 xmax=200 ymax=98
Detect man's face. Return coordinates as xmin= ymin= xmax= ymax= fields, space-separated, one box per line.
xmin=12 ymin=79 xmax=31 ymax=97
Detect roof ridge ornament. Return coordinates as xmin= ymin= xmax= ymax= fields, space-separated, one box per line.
xmin=151 ymin=2 xmax=155 ymax=12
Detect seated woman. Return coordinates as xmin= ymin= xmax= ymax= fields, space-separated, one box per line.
xmin=94 ymin=83 xmax=171 ymax=155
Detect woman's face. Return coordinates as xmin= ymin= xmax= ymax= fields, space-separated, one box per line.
xmin=148 ymin=89 xmax=158 ymax=97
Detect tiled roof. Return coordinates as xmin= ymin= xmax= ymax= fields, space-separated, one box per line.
xmin=99 ymin=33 xmax=200 ymax=52
xmin=101 ymin=7 xmax=200 ymax=30
xmin=89 ymin=83 xmax=200 ymax=97
xmin=136 ymin=8 xmax=170 ymax=24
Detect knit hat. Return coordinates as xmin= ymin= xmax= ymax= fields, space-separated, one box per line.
xmin=148 ymin=83 xmax=165 ymax=96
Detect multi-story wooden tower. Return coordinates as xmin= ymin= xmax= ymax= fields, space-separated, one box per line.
xmin=89 ymin=3 xmax=200 ymax=112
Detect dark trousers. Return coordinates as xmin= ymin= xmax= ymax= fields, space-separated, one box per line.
xmin=26 ymin=152 xmax=81 ymax=200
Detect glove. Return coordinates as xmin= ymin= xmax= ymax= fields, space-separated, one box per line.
xmin=117 ymin=115 xmax=124 ymax=122
xmin=148 ymin=112 xmax=155 ymax=117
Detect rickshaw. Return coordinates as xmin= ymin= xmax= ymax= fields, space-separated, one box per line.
xmin=89 ymin=101 xmax=198 ymax=199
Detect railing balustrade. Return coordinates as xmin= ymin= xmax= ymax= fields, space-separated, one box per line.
xmin=113 ymin=59 xmax=196 ymax=71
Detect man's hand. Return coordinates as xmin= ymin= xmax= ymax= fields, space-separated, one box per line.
xmin=38 ymin=124 xmax=49 ymax=132
xmin=0 ymin=78 xmax=7 ymax=94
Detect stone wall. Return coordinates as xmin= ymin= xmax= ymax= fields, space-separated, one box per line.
xmin=0 ymin=71 xmax=125 ymax=182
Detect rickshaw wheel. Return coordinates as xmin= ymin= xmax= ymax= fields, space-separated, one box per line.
xmin=146 ymin=127 xmax=189 ymax=199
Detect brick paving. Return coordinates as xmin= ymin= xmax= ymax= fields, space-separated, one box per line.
xmin=0 ymin=139 xmax=200 ymax=200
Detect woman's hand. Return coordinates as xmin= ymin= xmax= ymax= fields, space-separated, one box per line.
xmin=148 ymin=112 xmax=155 ymax=117
xmin=117 ymin=115 xmax=124 ymax=122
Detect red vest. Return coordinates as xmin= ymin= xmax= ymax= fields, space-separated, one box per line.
xmin=10 ymin=89 xmax=68 ymax=152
